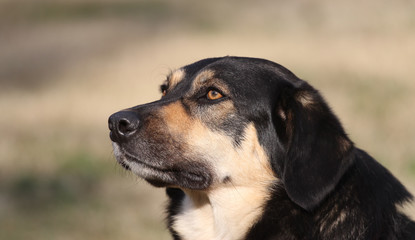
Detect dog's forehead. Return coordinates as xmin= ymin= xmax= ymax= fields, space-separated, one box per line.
xmin=184 ymin=58 xmax=278 ymax=85
xmin=165 ymin=57 xmax=296 ymax=101
xmin=179 ymin=59 xmax=248 ymax=87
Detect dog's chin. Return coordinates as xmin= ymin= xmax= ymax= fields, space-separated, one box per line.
xmin=111 ymin=143 xmax=212 ymax=190
xmin=112 ymin=146 xmax=175 ymax=185
xmin=146 ymin=179 xmax=171 ymax=188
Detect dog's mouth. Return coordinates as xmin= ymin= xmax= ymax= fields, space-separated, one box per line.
xmin=112 ymin=142 xmax=173 ymax=178
xmin=111 ymin=143 xmax=212 ymax=189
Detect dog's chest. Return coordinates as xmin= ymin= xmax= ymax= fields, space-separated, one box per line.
xmin=171 ymin=188 xmax=270 ymax=240
xmin=172 ymin=195 xmax=215 ymax=240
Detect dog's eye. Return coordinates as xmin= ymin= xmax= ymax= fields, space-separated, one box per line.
xmin=207 ymin=90 xmax=223 ymax=100
xmin=162 ymin=89 xmax=167 ymax=96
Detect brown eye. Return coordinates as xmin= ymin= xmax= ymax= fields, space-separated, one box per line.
xmin=162 ymin=90 xmax=167 ymax=96
xmin=207 ymin=90 xmax=223 ymax=100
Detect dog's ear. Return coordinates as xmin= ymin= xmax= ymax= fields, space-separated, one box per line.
xmin=274 ymin=80 xmax=354 ymax=211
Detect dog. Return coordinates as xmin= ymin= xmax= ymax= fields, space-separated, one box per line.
xmin=108 ymin=57 xmax=415 ymax=239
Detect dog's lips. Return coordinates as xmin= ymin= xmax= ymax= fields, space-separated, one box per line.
xmin=111 ymin=142 xmax=212 ymax=190
xmin=112 ymin=142 xmax=168 ymax=172
xmin=123 ymin=152 xmax=169 ymax=173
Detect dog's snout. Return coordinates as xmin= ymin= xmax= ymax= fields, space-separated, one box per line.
xmin=108 ymin=111 xmax=140 ymax=142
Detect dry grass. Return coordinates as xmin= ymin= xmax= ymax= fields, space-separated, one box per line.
xmin=0 ymin=0 xmax=414 ymax=239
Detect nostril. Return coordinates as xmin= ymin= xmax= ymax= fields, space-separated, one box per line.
xmin=118 ymin=118 xmax=129 ymax=131
xmin=118 ymin=118 xmax=137 ymax=136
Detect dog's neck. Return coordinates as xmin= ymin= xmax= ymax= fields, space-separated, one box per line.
xmin=172 ymin=183 xmax=274 ymax=240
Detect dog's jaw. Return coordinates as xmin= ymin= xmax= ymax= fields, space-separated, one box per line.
xmin=111 ymin=142 xmax=212 ymax=189
xmin=111 ymin=142 xmax=171 ymax=183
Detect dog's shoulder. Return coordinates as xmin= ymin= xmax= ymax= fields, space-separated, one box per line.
xmin=245 ymin=148 xmax=415 ymax=239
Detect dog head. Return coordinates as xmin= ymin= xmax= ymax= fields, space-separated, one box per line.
xmin=108 ymin=57 xmax=354 ymax=211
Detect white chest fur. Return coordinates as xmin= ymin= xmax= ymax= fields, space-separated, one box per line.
xmin=172 ymin=185 xmax=273 ymax=240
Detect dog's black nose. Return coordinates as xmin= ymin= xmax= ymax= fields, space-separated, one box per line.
xmin=108 ymin=111 xmax=140 ymax=143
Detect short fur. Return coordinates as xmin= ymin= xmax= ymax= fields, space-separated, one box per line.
xmin=108 ymin=57 xmax=415 ymax=239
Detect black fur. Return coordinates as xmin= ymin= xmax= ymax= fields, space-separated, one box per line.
xmin=109 ymin=56 xmax=415 ymax=239
xmin=245 ymin=150 xmax=415 ymax=239
xmin=166 ymin=188 xmax=185 ymax=240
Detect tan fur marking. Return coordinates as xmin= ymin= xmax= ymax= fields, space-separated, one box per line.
xmin=189 ymin=70 xmax=231 ymax=97
xmin=168 ymin=69 xmax=185 ymax=90
xmin=206 ymin=124 xmax=276 ymax=186
xmin=173 ymin=124 xmax=277 ymax=240
xmin=297 ymin=91 xmax=315 ymax=107
xmin=192 ymin=70 xmax=216 ymax=90
xmin=161 ymin=101 xmax=192 ymax=134
xmin=278 ymin=107 xmax=287 ymax=120
xmin=331 ymin=210 xmax=347 ymax=229
xmin=320 ymin=209 xmax=348 ymax=234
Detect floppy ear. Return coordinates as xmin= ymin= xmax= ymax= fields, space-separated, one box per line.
xmin=274 ymin=80 xmax=354 ymax=211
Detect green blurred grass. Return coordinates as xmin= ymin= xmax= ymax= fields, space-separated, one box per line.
xmin=8 ymin=151 xmax=106 ymax=208
xmin=0 ymin=0 xmax=414 ymax=239
xmin=0 ymin=148 xmax=170 ymax=240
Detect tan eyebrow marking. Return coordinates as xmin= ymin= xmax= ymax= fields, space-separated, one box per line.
xmin=167 ymin=69 xmax=186 ymax=90
xmin=191 ymin=70 xmax=216 ymax=91
xmin=188 ymin=69 xmax=230 ymax=97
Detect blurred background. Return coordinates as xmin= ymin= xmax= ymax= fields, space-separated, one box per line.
xmin=1 ymin=0 xmax=414 ymax=239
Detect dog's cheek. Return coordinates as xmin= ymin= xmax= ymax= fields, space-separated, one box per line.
xmin=159 ymin=101 xmax=276 ymax=187
xmin=219 ymin=124 xmax=276 ymax=186
xmin=188 ymin=123 xmax=277 ymax=187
